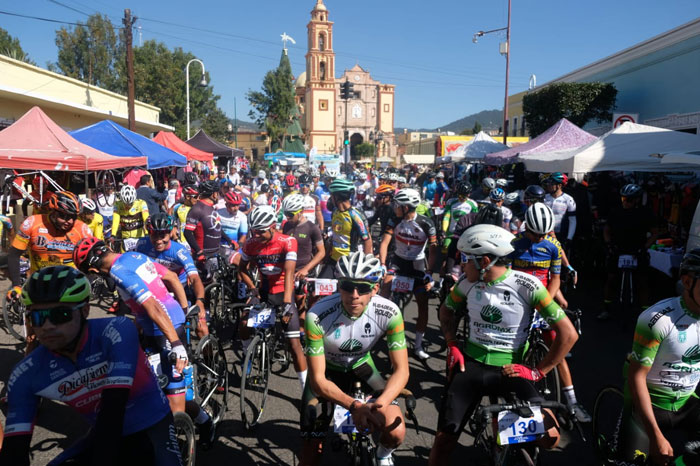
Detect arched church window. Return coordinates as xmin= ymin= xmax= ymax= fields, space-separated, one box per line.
xmin=320 ymin=61 xmax=326 ymax=80
xmin=319 ymin=34 xmax=325 ymax=51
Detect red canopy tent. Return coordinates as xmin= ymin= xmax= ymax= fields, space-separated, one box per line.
xmin=0 ymin=106 xmax=147 ymax=171
xmin=153 ymin=131 xmax=213 ymax=162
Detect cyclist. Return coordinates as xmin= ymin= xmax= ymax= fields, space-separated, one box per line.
xmin=7 ymin=191 xmax=91 ymax=299
xmin=315 ymin=175 xmax=333 ymax=232
xmin=421 ymin=172 xmax=437 ymax=203
xmin=433 ymin=172 xmax=449 ymax=207
xmin=136 ymin=213 xmax=208 ymax=338
xmin=441 ymin=182 xmax=478 ymax=253
xmin=218 ymin=191 xmax=248 ymax=263
xmin=319 ymin=179 xmax=372 ymax=279
xmin=487 ymin=187 xmax=513 ymax=230
xmin=429 ymin=224 xmax=578 ymax=465
xmin=111 ymin=184 xmax=149 ymax=252
xmin=379 ymin=188 xmax=438 ymax=361
xmin=298 ymin=174 xmax=324 ymax=229
xmin=253 ymin=183 xmax=270 ymax=207
xmin=471 ymin=177 xmax=496 ymax=203
xmin=172 ymin=184 xmax=198 ymax=244
xmin=0 ymin=266 xmax=182 ymax=466
xmin=509 ymin=203 xmax=590 ymax=422
xmin=368 ymin=184 xmax=397 ymax=252
xmin=300 ymin=251 xmax=408 ymax=466
xmin=94 ymin=181 xmax=116 ymax=240
xmin=79 ymin=198 xmax=104 ymax=240
xmin=542 ymin=172 xmax=577 ymax=252
xmin=238 ymin=205 xmax=307 ymax=391
xmin=620 ymin=249 xmax=700 ymax=465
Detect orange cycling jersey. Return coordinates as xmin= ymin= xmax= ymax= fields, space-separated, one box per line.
xmin=11 ymin=214 xmax=91 ymax=271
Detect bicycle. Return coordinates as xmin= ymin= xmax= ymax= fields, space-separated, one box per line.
xmin=2 ymin=257 xmax=29 ymax=342
xmin=522 ymin=324 xmax=561 ymax=403
xmin=592 ymin=385 xmax=625 ymax=465
xmin=389 ymin=274 xmax=416 ymax=315
xmin=204 ymin=254 xmax=244 ymax=340
xmin=239 ymin=302 xmax=292 ymax=429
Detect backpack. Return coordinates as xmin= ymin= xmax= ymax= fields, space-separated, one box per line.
xmin=473 ymin=203 xmax=503 ymax=227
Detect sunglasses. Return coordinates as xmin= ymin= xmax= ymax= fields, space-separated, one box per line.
xmin=299 ymin=184 xmax=310 ymax=188
xmin=56 ymin=212 xmax=77 ymax=221
xmin=461 ymin=253 xmax=480 ymax=263
xmin=284 ymin=210 xmax=301 ymax=218
xmin=29 ymin=304 xmax=82 ymax=327
xmin=251 ymin=228 xmax=271 ymax=236
xmin=149 ymin=230 xmax=170 ymax=239
xmin=338 ymin=280 xmax=375 ymax=295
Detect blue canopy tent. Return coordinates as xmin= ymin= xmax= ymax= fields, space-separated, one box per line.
xmin=70 ymin=120 xmax=187 ymax=169
xmin=264 ymin=152 xmax=306 ymax=163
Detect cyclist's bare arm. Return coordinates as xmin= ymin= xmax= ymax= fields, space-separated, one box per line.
xmin=283 ymin=259 xmax=295 ymax=304
xmin=307 ymin=353 xmax=356 ymax=410
xmin=547 ymin=273 xmax=561 ymax=300
xmin=238 ymin=260 xmax=256 ymax=290
xmin=379 ymin=231 xmax=393 ymax=266
xmin=303 ymin=241 xmax=325 ymax=275
xmin=438 ymin=302 xmax=458 ymax=343
xmin=362 ymin=236 xmax=373 ymax=255
xmin=533 ymin=316 xmax=578 ymax=376
xmin=160 ymin=269 xmax=188 ymax=310
xmin=376 ymin=346 xmax=409 ymax=408
xmin=141 ymin=297 xmax=182 ymax=345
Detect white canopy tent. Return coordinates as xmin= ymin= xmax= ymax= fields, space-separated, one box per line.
xmin=460 ymin=131 xmax=508 ymax=162
xmin=660 ymin=150 xmax=700 ymax=166
xmin=520 ymin=122 xmax=700 ymax=176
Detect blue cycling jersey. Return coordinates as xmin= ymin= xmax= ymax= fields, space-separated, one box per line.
xmin=423 ymin=181 xmax=437 ymax=202
xmin=217 ymin=208 xmax=248 ymax=243
xmin=134 ymin=237 xmax=198 ymax=284
xmin=315 ymin=185 xmax=332 ymax=222
xmin=4 ymin=317 xmax=169 ymax=437
xmin=110 ymin=252 xmax=185 ymax=336
xmin=508 ymin=233 xmax=562 ymax=288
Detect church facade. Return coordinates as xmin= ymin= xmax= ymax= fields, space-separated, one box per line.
xmin=295 ymin=0 xmax=396 ymax=159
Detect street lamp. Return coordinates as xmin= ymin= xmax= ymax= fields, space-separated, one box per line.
xmin=185 ymin=58 xmax=207 ymax=139
xmin=473 ymin=0 xmax=511 ymax=144
xmin=370 ymin=130 xmax=383 ymax=168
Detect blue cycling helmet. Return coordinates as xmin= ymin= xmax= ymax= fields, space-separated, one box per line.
xmin=489 ymin=188 xmax=506 ymax=201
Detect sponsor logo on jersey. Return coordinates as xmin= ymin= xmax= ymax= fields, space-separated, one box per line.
xmin=339 ymin=339 xmax=363 ymax=353
xmin=364 ymin=322 xmax=372 ymax=335
xmin=503 ymin=291 xmax=511 ymax=302
xmin=515 ymin=276 xmax=536 ymax=292
xmin=682 ymin=345 xmax=700 ymax=365
xmin=334 ymin=327 xmax=341 ymax=339
xmin=679 ymin=331 xmax=687 ymax=343
xmin=648 ymin=306 xmax=674 ymax=329
xmin=480 ymin=305 xmax=503 ymax=324
xmin=57 ymin=362 xmax=110 ymax=397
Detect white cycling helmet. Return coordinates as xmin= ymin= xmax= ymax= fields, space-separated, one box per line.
xmin=496 ymin=178 xmax=508 ymax=188
xmin=525 ymin=202 xmax=554 ymax=235
xmin=398 ymin=176 xmax=407 ymax=184
xmin=80 ymin=198 xmax=97 ymax=212
xmin=482 ymin=177 xmax=496 ymax=190
xmin=457 ymin=224 xmax=515 ymax=257
xmin=393 ymin=188 xmax=421 ymax=208
xmin=436 ymin=172 xmax=445 ymax=179
xmin=335 ymin=250 xmax=384 ymax=283
xmin=504 ymin=192 xmax=520 ymax=206
xmin=120 ymin=185 xmax=136 ymax=204
xmin=257 ymin=170 xmax=267 ymax=179
xmin=249 ymin=205 xmax=276 ymax=230
xmin=389 ymin=173 xmax=399 ymax=182
xmin=282 ymin=194 xmax=305 ymax=213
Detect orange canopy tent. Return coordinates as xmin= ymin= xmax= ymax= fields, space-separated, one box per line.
xmin=153 ymin=131 xmax=213 ymax=162
xmin=0 ymin=106 xmax=147 ymax=171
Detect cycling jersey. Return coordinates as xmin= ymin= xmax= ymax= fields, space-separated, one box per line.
xmin=301 ymin=194 xmax=319 ymax=224
xmin=445 ymin=269 xmax=564 ymax=366
xmin=544 ymin=192 xmax=576 ymax=238
xmin=442 ymin=198 xmax=478 ymax=234
xmin=509 ymin=233 xmax=562 ymax=288
xmin=134 ymin=237 xmax=198 ymax=285
xmin=628 ymin=297 xmax=700 ymax=411
xmin=94 ymin=193 xmax=115 ymax=220
xmin=305 ymin=294 xmax=406 ymax=371
xmin=282 ymin=220 xmax=322 ymax=270
xmin=4 ymin=317 xmax=169 ymax=437
xmin=241 ymin=232 xmax=297 ymax=295
xmin=217 ymin=208 xmax=248 ymax=243
xmin=84 ymin=213 xmax=104 ymax=240
xmin=184 ymin=199 xmax=222 ymax=255
xmin=110 ymin=252 xmax=185 ymax=336
xmin=315 ymin=185 xmax=332 ymax=223
xmin=111 ymin=200 xmax=149 ymax=240
xmin=12 ymin=214 xmax=91 ymax=272
xmin=330 ymin=207 xmax=370 ymax=262
xmin=172 ymin=203 xmax=191 ymax=244
xmin=423 ymin=181 xmax=437 ymax=202
xmin=386 ymin=213 xmax=436 ymax=261
xmin=499 ymin=205 xmax=513 ymax=227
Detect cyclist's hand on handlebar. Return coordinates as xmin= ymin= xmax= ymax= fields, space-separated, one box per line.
xmin=649 ymin=433 xmax=673 ymax=466
xmin=503 ymin=364 xmax=543 ymax=381
xmin=447 ymin=341 xmax=465 ymax=373
xmin=295 ymin=269 xmax=308 ymax=280
xmin=282 ymin=302 xmax=296 ymax=324
xmin=351 ymin=402 xmax=384 ymax=433
xmin=229 ymin=239 xmax=239 ymax=250
xmin=6 ymin=285 xmax=22 ymax=301
xmin=169 ymin=341 xmax=188 ymax=373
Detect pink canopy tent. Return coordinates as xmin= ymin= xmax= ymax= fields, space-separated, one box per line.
xmin=152 ymin=131 xmax=213 ymax=162
xmin=0 ymin=106 xmax=147 ymax=171
xmin=484 ymin=118 xmax=597 ymax=166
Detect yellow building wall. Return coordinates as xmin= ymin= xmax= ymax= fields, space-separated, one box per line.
xmin=308 ymin=88 xmax=335 ymax=132
xmin=311 ymin=134 xmax=336 ymax=153
xmin=379 ymin=92 xmax=394 ymax=133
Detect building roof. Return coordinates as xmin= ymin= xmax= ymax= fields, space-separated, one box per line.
xmin=295 ymin=71 xmax=307 ymax=88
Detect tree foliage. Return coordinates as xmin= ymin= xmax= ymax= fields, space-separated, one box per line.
xmin=472 ymin=120 xmax=482 ymax=134
xmin=0 ymin=27 xmax=35 ymax=65
xmin=522 ymin=82 xmax=618 ymax=138
xmin=247 ymin=51 xmax=296 ymax=150
xmin=354 ymin=142 xmax=376 ymax=159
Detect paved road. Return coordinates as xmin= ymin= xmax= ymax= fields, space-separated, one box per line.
xmin=0 ymin=274 xmax=652 ymax=465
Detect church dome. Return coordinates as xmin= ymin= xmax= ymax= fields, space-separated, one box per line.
xmin=313 ymin=0 xmax=327 ymax=11
xmin=295 ymin=71 xmax=307 ymax=88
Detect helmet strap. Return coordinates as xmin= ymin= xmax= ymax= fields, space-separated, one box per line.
xmin=60 ymin=307 xmax=88 ymax=355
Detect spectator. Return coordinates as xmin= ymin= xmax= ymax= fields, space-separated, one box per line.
xmin=136 ymin=174 xmax=167 ymax=214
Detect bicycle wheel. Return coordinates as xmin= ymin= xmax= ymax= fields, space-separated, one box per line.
xmin=195 ymin=335 xmax=229 ymax=424
xmin=3 ymin=298 xmax=26 ymax=342
xmin=592 ymin=386 xmax=625 ymax=464
xmin=173 ymin=411 xmax=196 ymax=466
xmin=358 ymin=437 xmax=377 ymax=466
xmin=523 ymin=340 xmax=561 ymax=403
xmin=240 ymin=333 xmax=271 ymax=429
xmin=271 ymin=323 xmax=292 ymax=375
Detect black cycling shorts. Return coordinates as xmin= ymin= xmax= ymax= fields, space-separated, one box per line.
xmin=388 ymin=256 xmax=429 ymax=294
xmin=437 ymin=358 xmax=543 ymax=435
xmin=252 ymin=290 xmax=301 ymax=340
xmin=317 ymin=259 xmax=337 ymax=280
xmin=142 ymin=326 xmax=187 ymax=397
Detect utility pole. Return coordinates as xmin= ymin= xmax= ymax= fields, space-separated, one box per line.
xmin=503 ymin=0 xmax=511 ymax=145
xmin=234 ymin=97 xmax=238 ymax=146
xmin=123 ymin=9 xmax=136 ymax=131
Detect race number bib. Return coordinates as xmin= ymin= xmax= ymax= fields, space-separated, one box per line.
xmin=247 ymin=307 xmax=275 ymax=329
xmin=391 ymin=276 xmax=414 ymax=293
xmin=618 ymin=254 xmax=638 ymax=269
xmin=333 ymin=404 xmax=358 ymax=433
xmin=497 ymin=407 xmax=545 ymax=445
xmin=123 ymin=237 xmax=139 ymax=251
xmin=314 ymin=279 xmax=337 ymax=296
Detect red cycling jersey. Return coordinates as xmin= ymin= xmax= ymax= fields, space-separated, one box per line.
xmin=241 ymin=232 xmax=297 ymax=294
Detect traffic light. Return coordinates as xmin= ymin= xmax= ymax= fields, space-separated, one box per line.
xmin=343 ymin=130 xmax=349 ymax=145
xmin=346 ymin=82 xmax=354 ymax=99
xmin=340 ymin=82 xmax=348 ymax=100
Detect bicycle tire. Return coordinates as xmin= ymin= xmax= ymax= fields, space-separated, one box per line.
xmin=271 ymin=322 xmax=292 ymax=375
xmin=195 ymin=335 xmax=229 ymax=425
xmin=592 ymin=386 xmax=625 ymax=465
xmin=173 ymin=411 xmax=196 ymax=466
xmin=358 ymin=437 xmax=377 ymax=466
xmin=3 ymin=298 xmax=26 ymax=342
xmin=523 ymin=340 xmax=561 ymax=403
xmin=240 ymin=333 xmax=271 ymax=429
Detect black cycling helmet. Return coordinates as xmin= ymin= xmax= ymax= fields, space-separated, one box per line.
xmin=456 ymin=183 xmax=472 ymax=197
xmin=259 ymin=183 xmax=270 ymax=194
xmin=524 ymin=185 xmax=546 ymax=203
xmin=473 ymin=204 xmax=504 ymax=227
xmin=620 ymin=183 xmax=643 ymax=198
xmin=22 ymin=266 xmax=91 ymax=306
xmin=48 ymin=191 xmax=80 ymax=216
xmin=184 ymin=172 xmax=199 ymax=185
xmin=680 ymin=249 xmax=700 ymax=277
xmin=298 ymin=174 xmax=312 ymax=185
xmin=146 ymin=212 xmax=173 ymax=233
xmin=198 ymin=180 xmax=219 ymax=197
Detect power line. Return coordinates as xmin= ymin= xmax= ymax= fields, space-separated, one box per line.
xmin=47 ymin=0 xmax=90 ymax=17
xmin=0 ymin=9 xmax=87 ymax=26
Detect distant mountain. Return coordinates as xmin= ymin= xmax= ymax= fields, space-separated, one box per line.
xmin=396 ymin=109 xmax=503 ymax=135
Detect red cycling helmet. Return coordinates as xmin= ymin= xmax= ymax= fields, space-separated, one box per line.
xmin=224 ymin=192 xmax=243 ymax=205
xmin=182 ymin=184 xmax=198 ymax=196
xmin=285 ymin=174 xmax=296 ymax=187
xmin=73 ymin=237 xmax=109 ymax=272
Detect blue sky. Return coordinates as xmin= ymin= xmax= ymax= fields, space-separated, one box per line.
xmin=2 ymin=1 xmax=699 ymax=129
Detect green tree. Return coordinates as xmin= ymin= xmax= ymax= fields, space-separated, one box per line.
xmin=459 ymin=128 xmax=473 ymax=136
xmin=247 ymin=50 xmax=296 ymax=150
xmin=522 ymin=82 xmax=618 ymax=138
xmin=201 ymin=107 xmax=231 ymax=143
xmin=0 ymin=27 xmax=35 ymax=65
xmin=50 ymin=13 xmax=124 ymax=90
xmin=354 ymin=142 xmax=376 ymax=159
xmin=472 ymin=120 xmax=482 ymax=134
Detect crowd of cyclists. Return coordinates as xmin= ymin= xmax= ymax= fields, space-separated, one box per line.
xmin=0 ymin=161 xmax=698 ymax=466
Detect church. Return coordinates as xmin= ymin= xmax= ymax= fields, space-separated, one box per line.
xmin=294 ymin=0 xmax=396 ymax=160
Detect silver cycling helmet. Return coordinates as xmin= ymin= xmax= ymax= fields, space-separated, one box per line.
xmin=393 ymin=188 xmax=421 ymax=208
xmin=525 ymin=202 xmax=554 ymax=235
xmin=248 ymin=205 xmax=276 ymax=230
xmin=457 ymin=224 xmax=515 ymax=280
xmin=482 ymin=177 xmax=496 ymax=190
xmin=119 ymin=185 xmax=136 ymax=204
xmin=335 ymin=250 xmax=384 ymax=283
xmin=281 ymin=194 xmax=305 ymax=213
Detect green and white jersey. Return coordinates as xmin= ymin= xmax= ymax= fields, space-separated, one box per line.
xmin=442 ymin=198 xmax=478 ymax=233
xmin=305 ymin=294 xmax=407 ymax=372
xmin=628 ymin=297 xmax=700 ymax=411
xmin=445 ymin=269 xmax=564 ymax=366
